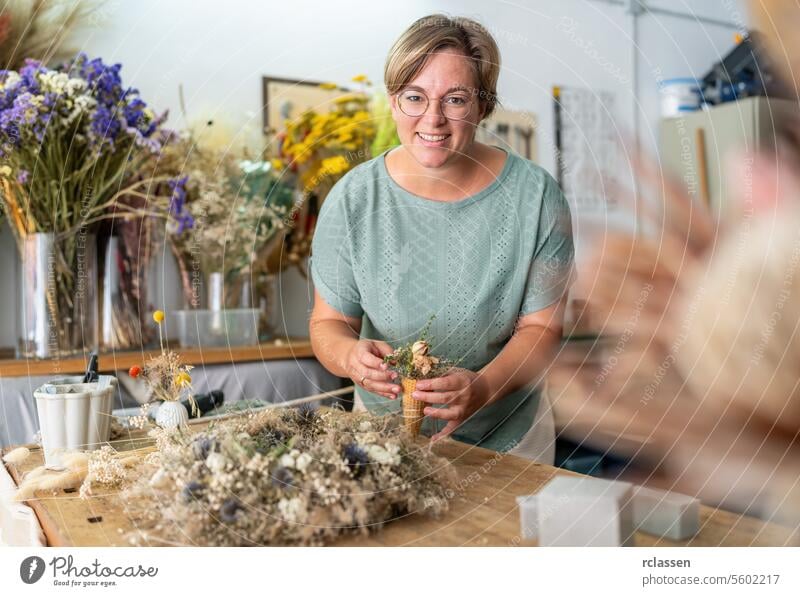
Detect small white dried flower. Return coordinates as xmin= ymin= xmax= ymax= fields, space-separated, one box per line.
xmin=205 ymin=452 xmax=227 ymax=473
xmin=295 ymin=453 xmax=312 ymax=472
xmin=129 ymin=403 xmax=151 ymax=430
xmin=365 ymin=444 xmax=400 ymax=466
xmin=277 ymin=497 xmax=303 ymax=522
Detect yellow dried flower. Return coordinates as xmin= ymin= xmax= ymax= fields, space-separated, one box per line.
xmin=319 ymin=82 xmax=338 ymax=90
xmin=175 ymin=371 xmax=192 ymax=388
xmin=153 ymin=310 xmax=165 ymax=324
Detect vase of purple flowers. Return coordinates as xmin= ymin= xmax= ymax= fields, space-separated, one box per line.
xmin=19 ymin=232 xmax=98 ymax=359
xmin=0 ymin=54 xmax=167 ymax=358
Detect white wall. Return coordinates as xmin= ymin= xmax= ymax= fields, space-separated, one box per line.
xmin=0 ymin=0 xmax=752 ymax=347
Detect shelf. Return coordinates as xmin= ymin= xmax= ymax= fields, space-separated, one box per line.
xmin=0 ymin=339 xmax=314 ymax=378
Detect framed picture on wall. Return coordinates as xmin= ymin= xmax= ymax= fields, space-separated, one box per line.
xmin=261 ymin=76 xmax=349 ymax=135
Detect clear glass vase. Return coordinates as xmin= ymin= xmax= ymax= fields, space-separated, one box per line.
xmin=100 ymin=236 xmax=148 ymax=350
xmin=18 ymin=233 xmax=99 ymax=359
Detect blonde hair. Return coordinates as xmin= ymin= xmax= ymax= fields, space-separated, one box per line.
xmin=384 ymin=14 xmax=501 ymax=120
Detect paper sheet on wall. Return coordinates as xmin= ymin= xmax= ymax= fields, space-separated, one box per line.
xmin=553 ymin=85 xmax=635 ymax=332
xmin=554 ymin=85 xmax=626 ymax=215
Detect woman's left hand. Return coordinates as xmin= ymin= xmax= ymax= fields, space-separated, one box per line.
xmin=411 ymin=369 xmax=491 ymax=441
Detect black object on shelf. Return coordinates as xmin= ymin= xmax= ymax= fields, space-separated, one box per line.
xmin=82 ymin=352 xmax=99 ymax=383
xmin=182 ymin=390 xmax=225 ymax=419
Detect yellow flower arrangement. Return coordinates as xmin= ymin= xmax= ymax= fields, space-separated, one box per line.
xmin=276 ymin=89 xmax=376 ymax=201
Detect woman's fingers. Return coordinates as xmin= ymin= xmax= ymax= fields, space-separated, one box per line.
xmin=373 ymin=340 xmax=395 ymax=358
xmin=359 ymin=345 xmax=396 ymax=378
xmin=363 ymin=379 xmax=400 ymax=398
xmin=354 ymin=344 xmax=395 ymax=381
xmin=356 ymin=366 xmax=399 ymax=398
xmin=357 ymin=365 xmax=393 ymax=383
xmin=412 ymin=390 xmax=458 ymax=404
xmin=359 ymin=349 xmax=386 ymax=370
xmin=423 ymin=404 xmax=463 ymax=420
xmin=431 ymin=420 xmax=460 ymax=442
xmin=415 ymin=375 xmax=460 ymax=392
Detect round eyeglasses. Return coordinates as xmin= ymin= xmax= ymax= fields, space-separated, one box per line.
xmin=397 ymin=89 xmax=474 ymax=121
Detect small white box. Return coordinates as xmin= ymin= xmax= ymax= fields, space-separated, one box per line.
xmin=516 ymin=495 xmax=539 ymax=540
xmin=537 ymin=476 xmax=635 ymax=546
xmin=632 ymin=486 xmax=700 ymax=540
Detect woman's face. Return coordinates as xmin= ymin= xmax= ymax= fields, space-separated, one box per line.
xmin=390 ymin=48 xmax=484 ymax=169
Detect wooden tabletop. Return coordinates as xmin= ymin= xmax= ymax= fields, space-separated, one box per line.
xmin=0 ymin=339 xmax=315 ymax=378
xmin=4 ymin=418 xmax=797 ymax=547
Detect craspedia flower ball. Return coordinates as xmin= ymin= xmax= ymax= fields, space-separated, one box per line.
xmin=153 ymin=310 xmax=165 ymax=324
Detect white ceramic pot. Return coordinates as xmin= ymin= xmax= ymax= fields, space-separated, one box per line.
xmin=34 ymin=376 xmax=116 ymax=469
xmin=155 ymin=401 xmax=189 ymax=430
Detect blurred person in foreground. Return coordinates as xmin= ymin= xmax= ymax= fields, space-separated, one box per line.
xmin=551 ymin=0 xmax=800 ymax=536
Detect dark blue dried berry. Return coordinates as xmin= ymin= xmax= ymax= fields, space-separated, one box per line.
xmin=271 ymin=466 xmax=294 ymax=489
xmin=220 ymin=498 xmax=243 ymax=522
xmin=182 ymin=480 xmax=205 ymax=501
xmin=192 ymin=437 xmax=214 ymax=460
xmin=343 ymin=443 xmax=369 ymax=477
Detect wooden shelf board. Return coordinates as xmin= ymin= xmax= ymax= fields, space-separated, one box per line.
xmin=0 ymin=339 xmax=314 ymax=378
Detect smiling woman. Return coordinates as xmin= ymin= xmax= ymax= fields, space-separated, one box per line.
xmin=309 ymin=14 xmax=575 ymax=462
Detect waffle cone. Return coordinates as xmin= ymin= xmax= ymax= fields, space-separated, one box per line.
xmin=400 ymin=377 xmax=425 ymax=437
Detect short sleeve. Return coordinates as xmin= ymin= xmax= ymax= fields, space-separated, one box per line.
xmin=310 ymin=185 xmax=364 ymax=318
xmin=520 ymin=176 xmax=575 ymax=314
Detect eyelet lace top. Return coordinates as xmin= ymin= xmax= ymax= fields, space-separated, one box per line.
xmin=311 ymin=148 xmax=574 ymax=450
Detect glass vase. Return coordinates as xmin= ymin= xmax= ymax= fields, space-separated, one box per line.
xmin=18 ymin=232 xmax=99 ymax=359
xmin=100 ymin=236 xmax=150 ymax=350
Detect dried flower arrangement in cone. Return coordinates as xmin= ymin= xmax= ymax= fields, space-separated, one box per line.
xmin=383 ymin=317 xmax=452 ymax=437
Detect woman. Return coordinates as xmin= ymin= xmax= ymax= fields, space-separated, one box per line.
xmin=309 ymin=14 xmax=574 ymax=462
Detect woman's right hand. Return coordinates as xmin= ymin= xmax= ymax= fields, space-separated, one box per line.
xmin=346 ymin=340 xmax=400 ymax=399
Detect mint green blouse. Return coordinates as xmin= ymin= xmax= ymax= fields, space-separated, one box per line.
xmin=310 ymin=148 xmax=574 ymax=452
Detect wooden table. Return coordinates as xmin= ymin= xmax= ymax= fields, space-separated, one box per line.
xmin=4 ymin=420 xmax=797 ymax=547
xmin=0 ymin=339 xmax=314 ymax=378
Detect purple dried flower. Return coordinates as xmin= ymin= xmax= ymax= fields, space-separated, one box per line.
xmin=271 ymin=466 xmax=294 ymax=490
xmin=167 ymin=175 xmax=194 ymax=234
xmin=0 ymin=52 xmax=166 ymax=192
xmin=343 ymin=443 xmax=369 ymax=477
xmin=220 ymin=498 xmax=244 ymax=523
xmin=191 ymin=436 xmax=216 ymax=460
xmin=181 ymin=480 xmax=206 ymax=501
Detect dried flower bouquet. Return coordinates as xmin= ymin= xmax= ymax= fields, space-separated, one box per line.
xmin=382 ymin=317 xmax=453 ymax=436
